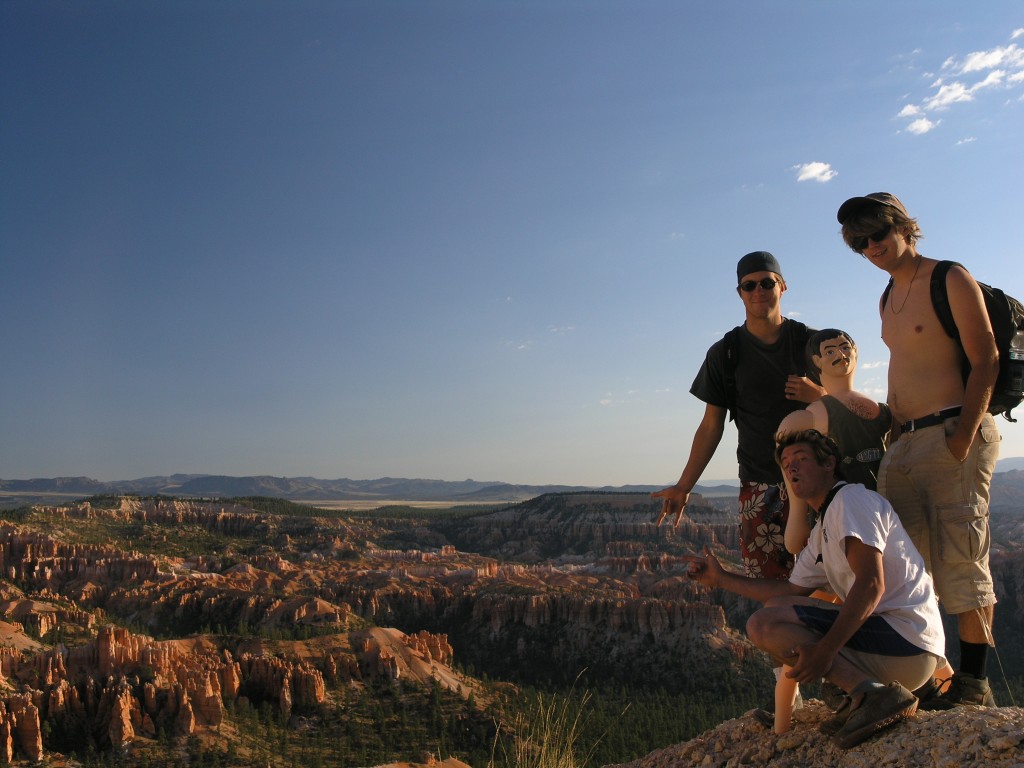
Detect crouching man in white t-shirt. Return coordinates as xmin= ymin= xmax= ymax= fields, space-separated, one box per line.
xmin=684 ymin=429 xmax=945 ymax=749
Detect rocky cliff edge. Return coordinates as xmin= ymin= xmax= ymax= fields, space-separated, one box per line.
xmin=607 ymin=700 xmax=1024 ymax=768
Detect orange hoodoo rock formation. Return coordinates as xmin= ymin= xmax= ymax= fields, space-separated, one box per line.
xmin=0 ymin=609 xmax=464 ymax=761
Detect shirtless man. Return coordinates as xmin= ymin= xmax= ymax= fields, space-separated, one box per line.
xmin=777 ymin=329 xmax=891 ymax=554
xmin=837 ymin=192 xmax=1000 ymax=708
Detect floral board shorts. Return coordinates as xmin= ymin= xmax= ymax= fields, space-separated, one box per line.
xmin=738 ymin=480 xmax=794 ymax=580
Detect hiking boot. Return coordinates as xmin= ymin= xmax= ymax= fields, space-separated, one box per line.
xmin=820 ymin=680 xmax=846 ymax=710
xmin=818 ymin=693 xmax=856 ymax=736
xmin=752 ymin=708 xmax=774 ymax=728
xmin=918 ymin=671 xmax=995 ymax=710
xmin=912 ymin=676 xmax=944 ymax=708
xmin=752 ymin=679 xmax=804 ymax=728
xmin=832 ymin=683 xmax=918 ymax=750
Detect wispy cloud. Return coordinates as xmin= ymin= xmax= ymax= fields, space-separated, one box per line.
xmin=598 ymin=390 xmax=646 ymax=407
xmin=899 ymin=31 xmax=1024 ymax=136
xmin=793 ymin=162 xmax=838 ymax=183
xmin=862 ymin=385 xmax=887 ymax=400
xmin=907 ymin=116 xmax=939 ymax=135
xmin=959 ymin=45 xmax=1024 ymax=73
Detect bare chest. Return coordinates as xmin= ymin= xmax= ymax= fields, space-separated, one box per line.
xmin=881 ymin=280 xmax=965 ymax=414
xmin=880 ymin=278 xmax=948 ymax=353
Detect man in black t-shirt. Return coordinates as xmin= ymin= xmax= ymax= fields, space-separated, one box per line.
xmin=653 ymin=251 xmax=822 ymax=579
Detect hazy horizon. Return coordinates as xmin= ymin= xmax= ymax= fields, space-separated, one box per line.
xmin=6 ymin=454 xmax=1024 ymax=487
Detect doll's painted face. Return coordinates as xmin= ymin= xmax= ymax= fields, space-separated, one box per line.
xmin=813 ymin=335 xmax=856 ymax=377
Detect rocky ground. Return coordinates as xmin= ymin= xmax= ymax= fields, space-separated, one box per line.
xmin=608 ymin=699 xmax=1024 ymax=768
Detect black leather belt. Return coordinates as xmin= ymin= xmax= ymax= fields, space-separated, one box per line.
xmin=899 ymin=406 xmax=962 ymax=433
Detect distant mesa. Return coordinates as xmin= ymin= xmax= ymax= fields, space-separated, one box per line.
xmin=4 ymin=465 xmax=1024 ymax=506
xmin=0 ymin=474 xmax=720 ymax=505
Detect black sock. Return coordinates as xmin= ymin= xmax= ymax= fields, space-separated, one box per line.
xmin=959 ymin=641 xmax=989 ymax=679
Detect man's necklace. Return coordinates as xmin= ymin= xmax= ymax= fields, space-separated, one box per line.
xmin=890 ymin=257 xmax=922 ymax=314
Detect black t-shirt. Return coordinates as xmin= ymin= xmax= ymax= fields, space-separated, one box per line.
xmin=690 ymin=319 xmax=817 ymax=483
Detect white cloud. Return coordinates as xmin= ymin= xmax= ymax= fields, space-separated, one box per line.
xmin=959 ymin=45 xmax=1024 ymax=73
xmin=793 ymin=162 xmax=837 ymax=183
xmin=923 ymin=69 xmax=1010 ymax=110
xmin=861 ymin=360 xmax=888 ymax=370
xmin=907 ymin=117 xmax=938 ymax=134
xmin=900 ymin=33 xmax=1024 ymax=136
xmin=974 ymin=69 xmax=1007 ymax=90
xmin=599 ymin=390 xmax=645 ymax=406
xmin=956 ymin=136 xmax=977 ymax=145
xmin=924 ymin=81 xmax=974 ymax=110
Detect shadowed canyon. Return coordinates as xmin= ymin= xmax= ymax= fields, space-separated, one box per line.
xmin=0 ymin=473 xmax=1021 ymax=765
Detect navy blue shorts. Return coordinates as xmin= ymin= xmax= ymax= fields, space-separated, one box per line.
xmin=793 ymin=604 xmax=924 ymax=657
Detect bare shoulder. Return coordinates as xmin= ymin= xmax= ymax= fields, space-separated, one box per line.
xmin=944 ymin=262 xmax=990 ymax=328
xmin=944 ymin=262 xmax=982 ymax=291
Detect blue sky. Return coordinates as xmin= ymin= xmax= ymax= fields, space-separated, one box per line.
xmin=3 ymin=1 xmax=1023 ymax=486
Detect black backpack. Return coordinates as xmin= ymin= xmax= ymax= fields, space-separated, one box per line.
xmin=882 ymin=260 xmax=1024 ymax=422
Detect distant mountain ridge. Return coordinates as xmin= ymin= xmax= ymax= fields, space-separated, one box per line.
xmin=0 ymin=474 xmax=675 ymax=502
xmin=4 ymin=464 xmax=1023 ymax=504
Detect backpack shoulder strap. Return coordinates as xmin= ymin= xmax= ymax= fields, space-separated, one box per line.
xmin=930 ymin=260 xmax=961 ymax=341
xmin=812 ymin=481 xmax=848 ymax=564
xmin=786 ymin=319 xmax=809 ymax=378
xmin=817 ymin=481 xmax=848 ymax=523
xmin=723 ymin=327 xmax=740 ymax=422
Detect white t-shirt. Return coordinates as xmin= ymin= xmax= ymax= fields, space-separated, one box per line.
xmin=788 ymin=482 xmax=945 ymax=657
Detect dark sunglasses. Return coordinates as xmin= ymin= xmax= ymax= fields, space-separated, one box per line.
xmin=851 ymin=224 xmax=892 ymax=252
xmin=739 ymin=277 xmax=780 ymax=292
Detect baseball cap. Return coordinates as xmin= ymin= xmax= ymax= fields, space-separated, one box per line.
xmin=836 ymin=192 xmax=909 ymax=224
xmin=736 ymin=251 xmax=783 ymax=282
